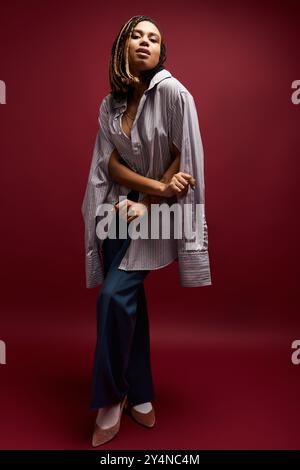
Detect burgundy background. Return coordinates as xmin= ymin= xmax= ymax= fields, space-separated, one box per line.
xmin=0 ymin=0 xmax=300 ymax=449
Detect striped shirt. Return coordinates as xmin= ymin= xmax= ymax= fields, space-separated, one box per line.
xmin=81 ymin=68 xmax=212 ymax=288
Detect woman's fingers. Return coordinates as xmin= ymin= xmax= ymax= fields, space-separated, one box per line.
xmin=114 ymin=199 xmax=147 ymax=222
xmin=175 ymin=174 xmax=189 ymax=186
xmin=171 ymin=175 xmax=196 ymax=194
xmin=177 ymin=172 xmax=196 ymax=187
xmin=169 ymin=181 xmax=181 ymax=193
xmin=172 ymin=179 xmax=185 ymax=191
xmin=179 ymin=172 xmax=193 ymax=180
xmin=115 ymin=199 xmax=128 ymax=210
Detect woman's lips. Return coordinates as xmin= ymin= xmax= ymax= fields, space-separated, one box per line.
xmin=136 ymin=52 xmax=150 ymax=58
xmin=136 ymin=49 xmax=150 ymax=56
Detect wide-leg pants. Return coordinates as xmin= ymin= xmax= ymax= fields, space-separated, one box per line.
xmin=90 ymin=190 xmax=155 ymax=409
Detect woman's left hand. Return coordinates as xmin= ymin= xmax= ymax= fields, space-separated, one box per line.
xmin=114 ymin=198 xmax=150 ymax=223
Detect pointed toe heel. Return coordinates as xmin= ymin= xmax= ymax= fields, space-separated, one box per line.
xmin=129 ymin=403 xmax=155 ymax=428
xmin=91 ymin=394 xmax=128 ymax=447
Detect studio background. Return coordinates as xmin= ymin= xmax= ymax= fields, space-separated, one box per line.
xmin=0 ymin=0 xmax=299 ymax=449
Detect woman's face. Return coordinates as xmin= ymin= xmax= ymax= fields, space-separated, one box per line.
xmin=125 ymin=21 xmax=162 ymax=76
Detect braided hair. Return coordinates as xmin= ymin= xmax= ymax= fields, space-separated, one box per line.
xmin=109 ymin=15 xmax=167 ymax=101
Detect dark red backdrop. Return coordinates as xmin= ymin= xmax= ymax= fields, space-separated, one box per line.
xmin=0 ymin=0 xmax=299 ymax=450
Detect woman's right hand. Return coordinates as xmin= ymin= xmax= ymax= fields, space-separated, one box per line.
xmin=162 ymin=172 xmax=196 ymax=198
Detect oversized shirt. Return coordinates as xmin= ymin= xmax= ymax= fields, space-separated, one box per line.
xmin=81 ymin=68 xmax=212 ymax=288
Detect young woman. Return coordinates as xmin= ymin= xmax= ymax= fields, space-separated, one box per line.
xmin=81 ymin=14 xmax=212 ymax=447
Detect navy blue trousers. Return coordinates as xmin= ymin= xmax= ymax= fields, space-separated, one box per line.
xmin=90 ymin=190 xmax=155 ymax=409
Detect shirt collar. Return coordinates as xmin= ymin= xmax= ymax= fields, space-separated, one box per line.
xmin=111 ymin=68 xmax=172 ymax=109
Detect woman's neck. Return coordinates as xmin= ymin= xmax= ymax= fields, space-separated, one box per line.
xmin=128 ymin=82 xmax=150 ymax=102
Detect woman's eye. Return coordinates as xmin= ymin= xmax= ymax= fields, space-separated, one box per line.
xmin=131 ymin=35 xmax=157 ymax=43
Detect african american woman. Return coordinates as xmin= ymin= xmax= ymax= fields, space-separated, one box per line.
xmin=81 ymin=14 xmax=212 ymax=447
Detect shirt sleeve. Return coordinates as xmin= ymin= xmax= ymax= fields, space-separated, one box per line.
xmin=81 ymin=97 xmax=115 ymax=288
xmin=169 ymin=89 xmax=212 ymax=287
